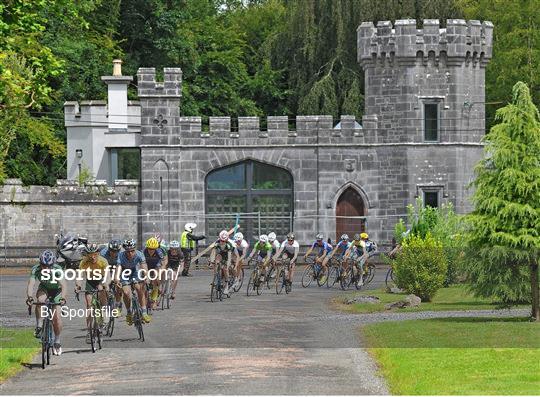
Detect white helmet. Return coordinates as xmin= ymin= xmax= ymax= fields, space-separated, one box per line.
xmin=268 ymin=232 xmax=276 ymax=242
xmin=185 ymin=222 xmax=197 ymax=232
xmin=219 ymin=230 xmax=229 ymax=241
xmin=234 ymin=232 xmax=244 ymax=241
xmin=259 ymin=234 xmax=268 ymax=243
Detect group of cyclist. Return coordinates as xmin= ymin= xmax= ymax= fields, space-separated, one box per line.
xmin=25 ymin=221 xmax=376 ymax=355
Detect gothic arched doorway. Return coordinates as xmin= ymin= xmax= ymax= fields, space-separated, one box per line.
xmin=336 ymin=186 xmax=366 ymax=239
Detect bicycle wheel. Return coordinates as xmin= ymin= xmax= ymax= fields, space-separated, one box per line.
xmin=266 ymin=266 xmax=276 ymax=289
xmin=132 ymin=295 xmax=145 ymax=342
xmin=107 ymin=316 xmax=115 ymax=337
xmin=161 ymin=279 xmax=169 ymax=310
xmin=327 ymin=266 xmax=338 ymax=288
xmin=90 ymin=324 xmax=96 ymax=353
xmin=316 ymin=266 xmax=328 ymax=287
xmin=234 ymin=268 xmax=244 ymax=292
xmin=340 ymin=267 xmax=350 ymax=290
xmin=41 ymin=318 xmax=50 ymax=369
xmin=301 ymin=265 xmax=314 ymax=288
xmin=218 ymin=273 xmax=224 ymax=301
xmin=246 ymin=270 xmax=257 ymax=296
xmin=94 ymin=319 xmax=102 ymax=350
xmin=276 ymin=269 xmax=285 ymax=295
xmin=210 ymin=273 xmax=219 ymax=302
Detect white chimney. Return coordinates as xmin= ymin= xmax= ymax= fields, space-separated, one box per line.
xmin=101 ymin=60 xmax=132 ymax=130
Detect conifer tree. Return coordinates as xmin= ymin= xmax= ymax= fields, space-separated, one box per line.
xmin=467 ymin=81 xmax=540 ymax=321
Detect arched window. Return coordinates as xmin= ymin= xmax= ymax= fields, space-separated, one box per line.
xmin=205 ymin=160 xmax=293 ymax=242
xmin=336 ymin=186 xmax=366 ymax=238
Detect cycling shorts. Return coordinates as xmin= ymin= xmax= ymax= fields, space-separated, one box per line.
xmin=37 ymin=287 xmax=63 ymax=305
xmin=120 ymin=269 xmax=142 ymax=286
xmin=85 ymin=279 xmax=105 ymax=292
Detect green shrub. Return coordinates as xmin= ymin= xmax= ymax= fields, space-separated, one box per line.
xmin=393 ymin=233 xmax=448 ymax=301
xmin=393 ymin=218 xmax=407 ymax=245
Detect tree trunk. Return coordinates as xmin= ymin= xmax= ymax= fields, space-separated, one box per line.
xmin=531 ymin=261 xmax=540 ymax=321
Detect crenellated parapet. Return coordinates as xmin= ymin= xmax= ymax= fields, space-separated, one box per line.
xmin=137 ymin=67 xmax=182 ymax=97
xmin=168 ymin=115 xmax=365 ymax=145
xmin=358 ymin=19 xmax=493 ymax=68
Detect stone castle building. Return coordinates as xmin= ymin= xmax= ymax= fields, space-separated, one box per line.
xmin=59 ymin=18 xmax=494 ymax=247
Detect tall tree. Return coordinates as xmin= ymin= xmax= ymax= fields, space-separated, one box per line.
xmin=458 ymin=0 xmax=540 ymax=130
xmin=466 ymin=82 xmax=540 ymax=320
xmin=0 ymin=0 xmax=67 ymax=184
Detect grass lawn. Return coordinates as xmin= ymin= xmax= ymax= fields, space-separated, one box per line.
xmin=0 ymin=327 xmax=39 ymax=382
xmin=337 ymin=284 xmax=527 ymax=313
xmin=363 ymin=317 xmax=540 ymax=395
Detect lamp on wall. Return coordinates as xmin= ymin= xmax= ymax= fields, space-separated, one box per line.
xmin=75 ymin=149 xmax=83 ymax=159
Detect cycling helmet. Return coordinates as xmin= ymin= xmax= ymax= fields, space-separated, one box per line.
xmin=354 ymin=234 xmax=361 ymax=240
xmin=170 ymin=240 xmax=180 ymax=249
xmin=233 ymin=232 xmax=244 ymax=242
xmin=185 ymin=223 xmax=197 ymax=232
xmin=85 ymin=243 xmax=100 ymax=254
xmin=340 ymin=234 xmax=349 ymax=241
xmin=108 ymin=239 xmax=122 ymax=251
xmin=160 ymin=240 xmax=169 ymax=251
xmin=268 ymin=232 xmax=276 ymax=242
xmin=219 ymin=230 xmax=229 ymax=241
xmin=259 ymin=234 xmax=269 ymax=243
xmin=39 ymin=250 xmax=56 ymax=266
xmin=287 ymin=232 xmax=295 ymax=240
xmin=360 ymin=232 xmax=369 ymax=239
xmin=123 ymin=238 xmax=136 ymax=251
xmin=146 ymin=237 xmax=159 ymax=249
xmin=316 ymin=233 xmax=324 ymax=241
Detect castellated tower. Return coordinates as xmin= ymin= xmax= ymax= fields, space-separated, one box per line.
xmin=358 ymin=19 xmax=493 ymax=143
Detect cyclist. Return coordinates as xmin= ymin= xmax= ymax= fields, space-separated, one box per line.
xmin=117 ymin=239 xmax=151 ymax=324
xmin=168 ymin=240 xmax=184 ymax=299
xmin=143 ymin=237 xmax=167 ymax=310
xmin=268 ymin=232 xmax=280 ymax=256
xmin=273 ymin=232 xmax=299 ymax=286
xmin=303 ymin=233 xmax=332 ymax=284
xmin=345 ymin=233 xmax=371 ymax=286
xmin=180 ymin=223 xmax=205 ymax=276
xmin=231 ymin=232 xmax=248 ymax=290
xmin=323 ymin=234 xmax=351 ymax=267
xmin=209 ymin=230 xmax=236 ymax=296
xmin=100 ymin=239 xmax=123 ymax=314
xmin=75 ymin=243 xmax=109 ymax=343
xmin=248 ymin=234 xmax=273 ymax=281
xmin=26 ymin=250 xmax=67 ymax=355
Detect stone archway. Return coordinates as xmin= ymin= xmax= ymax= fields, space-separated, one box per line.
xmin=336 ymin=186 xmax=366 ymax=238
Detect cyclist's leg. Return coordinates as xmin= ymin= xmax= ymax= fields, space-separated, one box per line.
xmin=50 ymin=290 xmax=63 ymax=353
xmin=288 ymin=257 xmax=296 ymax=283
xmin=34 ymin=288 xmax=48 ymax=335
xmin=170 ymin=265 xmax=179 ymax=298
xmin=83 ymin=287 xmax=93 ymax=329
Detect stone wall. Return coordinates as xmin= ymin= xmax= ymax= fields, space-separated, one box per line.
xmin=0 ymin=179 xmax=140 ymax=265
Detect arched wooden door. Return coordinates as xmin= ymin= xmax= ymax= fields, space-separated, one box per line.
xmin=336 ymin=187 xmax=366 ymax=239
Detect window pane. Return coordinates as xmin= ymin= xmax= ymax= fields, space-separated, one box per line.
xmin=252 ymin=195 xmax=292 ymax=240
xmin=252 ymin=162 xmax=292 ymax=190
xmin=424 ymin=191 xmax=439 ymax=208
xmin=206 ymin=195 xmax=247 ymax=238
xmin=117 ymin=149 xmax=140 ymax=179
xmin=207 ymin=163 xmax=246 ymax=190
xmin=424 ymin=103 xmax=438 ymax=141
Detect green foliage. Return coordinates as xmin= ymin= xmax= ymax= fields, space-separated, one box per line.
xmin=393 ymin=218 xmax=407 ymax=244
xmin=393 ymin=233 xmax=448 ymax=301
xmin=465 ymin=81 xmax=540 ymax=305
xmin=458 ymin=0 xmax=540 ymax=130
xmin=78 ymin=163 xmax=94 ymax=186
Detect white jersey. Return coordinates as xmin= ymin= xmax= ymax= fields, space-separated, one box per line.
xmin=280 ymin=240 xmax=299 ymax=254
xmin=231 ymin=239 xmax=249 ymax=255
xmin=271 ymin=240 xmax=280 ymax=252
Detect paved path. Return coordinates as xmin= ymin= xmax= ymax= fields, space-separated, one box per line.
xmin=0 ymin=269 xmax=389 ymax=395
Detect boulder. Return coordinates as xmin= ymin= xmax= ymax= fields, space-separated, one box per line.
xmin=384 ymin=294 xmax=422 ymax=310
xmin=345 ymin=295 xmax=381 ymax=305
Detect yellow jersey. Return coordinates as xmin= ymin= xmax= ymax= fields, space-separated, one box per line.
xmin=79 ymin=256 xmax=109 ymax=279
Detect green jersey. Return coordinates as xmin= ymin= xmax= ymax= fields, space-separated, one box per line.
xmin=254 ymin=241 xmax=272 ymax=253
xmin=30 ymin=264 xmax=64 ymax=290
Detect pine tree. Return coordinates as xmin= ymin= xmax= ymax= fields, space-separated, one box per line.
xmin=467 ymin=81 xmax=540 ymax=321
